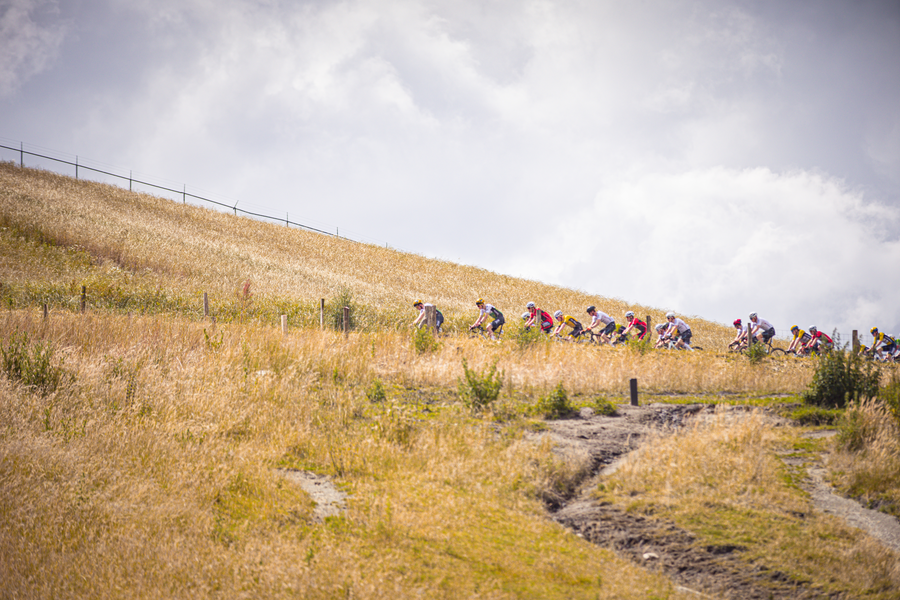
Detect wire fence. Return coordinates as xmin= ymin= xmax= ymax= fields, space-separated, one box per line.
xmin=0 ymin=139 xmax=395 ymax=247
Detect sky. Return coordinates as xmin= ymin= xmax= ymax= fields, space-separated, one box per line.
xmin=2 ymin=0 xmax=899 ymax=339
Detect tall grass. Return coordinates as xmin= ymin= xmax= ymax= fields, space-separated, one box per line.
xmin=0 ymin=309 xmax=699 ymax=599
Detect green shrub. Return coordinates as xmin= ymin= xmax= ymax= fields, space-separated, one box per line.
xmin=1 ymin=331 xmax=67 ymax=395
xmin=365 ymin=378 xmax=386 ymax=403
xmin=412 ymin=325 xmax=440 ymax=354
xmin=880 ymin=369 xmax=900 ymax=425
xmin=744 ymin=339 xmax=768 ymax=364
xmin=536 ymin=383 xmax=572 ymax=419
xmin=509 ymin=324 xmax=545 ymax=350
xmin=457 ymin=358 xmax=503 ymax=412
xmin=592 ymin=396 xmax=619 ymax=416
xmin=326 ymin=287 xmax=357 ymax=331
xmin=802 ymin=347 xmax=880 ymax=408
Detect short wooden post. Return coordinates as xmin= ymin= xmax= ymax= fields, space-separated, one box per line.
xmin=203 ymin=292 xmax=209 ymax=318
xmin=343 ymin=306 xmax=350 ymax=338
xmin=281 ymin=314 xmax=288 ymax=335
xmin=630 ymin=378 xmax=639 ymax=406
xmin=320 ymin=299 xmax=325 ymax=329
xmin=852 ymin=330 xmax=859 ymax=353
xmin=646 ymin=316 xmax=651 ymax=339
xmin=43 ymin=303 xmax=48 ymax=320
xmin=81 ymin=286 xmax=86 ymax=313
xmin=424 ymin=304 xmax=436 ymax=333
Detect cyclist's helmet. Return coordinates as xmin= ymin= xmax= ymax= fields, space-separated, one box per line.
xmin=791 ymin=325 xmax=799 ymax=333
xmin=749 ymin=312 xmax=758 ymax=320
xmin=733 ymin=319 xmax=742 ymax=327
xmin=625 ymin=311 xmax=635 ymax=319
xmin=809 ymin=326 xmax=817 ymax=333
xmin=522 ymin=312 xmax=530 ymax=321
xmin=526 ymin=301 xmax=535 ymax=309
xmin=475 ymin=298 xmax=484 ymax=306
xmin=586 ymin=305 xmax=596 ymax=313
xmin=413 ymin=299 xmax=423 ymax=307
xmin=871 ymin=327 xmax=879 ymax=334
xmin=666 ymin=311 xmax=675 ymax=319
xmin=656 ymin=323 xmax=667 ymax=331
xmin=554 ymin=310 xmax=563 ymax=319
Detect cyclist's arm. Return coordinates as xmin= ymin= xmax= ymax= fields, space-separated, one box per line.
xmin=412 ymin=311 xmax=426 ymax=327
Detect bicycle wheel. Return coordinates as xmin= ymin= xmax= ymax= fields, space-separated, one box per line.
xmin=769 ymin=347 xmax=786 ymax=356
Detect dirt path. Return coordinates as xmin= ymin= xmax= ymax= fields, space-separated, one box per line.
xmin=541 ymin=404 xmax=900 ymax=599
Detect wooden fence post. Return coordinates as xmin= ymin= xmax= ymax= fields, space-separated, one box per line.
xmin=43 ymin=303 xmax=48 ymax=320
xmin=630 ymin=378 xmax=639 ymax=406
xmin=81 ymin=286 xmax=86 ymax=313
xmin=424 ymin=304 xmax=436 ymax=334
xmin=852 ymin=330 xmax=859 ymax=353
xmin=646 ymin=315 xmax=651 ymax=340
xmin=203 ymin=292 xmax=209 ymax=319
xmin=320 ymin=299 xmax=325 ymax=330
xmin=281 ymin=314 xmax=288 ymax=335
xmin=343 ymin=306 xmax=350 ymax=338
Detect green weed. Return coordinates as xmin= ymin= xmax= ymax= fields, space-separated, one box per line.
xmin=457 ymin=358 xmax=503 ymax=412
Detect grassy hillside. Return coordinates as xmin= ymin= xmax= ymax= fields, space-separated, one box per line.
xmin=1 ymin=162 xmax=898 ymax=599
xmin=0 ymin=161 xmax=733 ymax=344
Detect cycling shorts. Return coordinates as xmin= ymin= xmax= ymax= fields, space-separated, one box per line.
xmin=489 ymin=314 xmax=505 ymax=332
xmin=600 ymin=321 xmax=616 ymax=336
xmin=678 ymin=329 xmax=693 ymax=345
xmin=761 ymin=328 xmax=775 ymax=343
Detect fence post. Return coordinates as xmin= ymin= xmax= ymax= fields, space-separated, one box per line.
xmin=630 ymin=378 xmax=639 ymax=406
xmin=43 ymin=303 xmax=48 ymax=320
xmin=852 ymin=330 xmax=859 ymax=353
xmin=646 ymin=315 xmax=651 ymax=340
xmin=130 ymin=170 xmax=133 ymax=192
xmin=425 ymin=304 xmax=436 ymax=334
xmin=81 ymin=286 xmax=86 ymax=314
xmin=320 ymin=299 xmax=325 ymax=329
xmin=343 ymin=306 xmax=350 ymax=338
xmin=183 ymin=184 xmax=186 ymax=204
xmin=75 ymin=155 xmax=79 ymax=180
xmin=20 ymin=142 xmax=23 ymax=168
xmin=203 ymin=292 xmax=209 ymax=318
xmin=281 ymin=314 xmax=288 ymax=335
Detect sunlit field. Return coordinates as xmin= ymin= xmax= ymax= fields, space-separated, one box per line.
xmin=3 ymin=162 xmax=898 ymax=599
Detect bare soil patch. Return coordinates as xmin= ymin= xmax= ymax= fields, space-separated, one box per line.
xmin=540 ymin=404 xmax=881 ymax=599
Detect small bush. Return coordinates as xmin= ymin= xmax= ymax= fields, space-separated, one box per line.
xmin=365 ymin=378 xmax=386 ymax=403
xmin=412 ymin=326 xmax=440 ymax=354
xmin=880 ymin=370 xmax=900 ymax=425
xmin=327 ymin=286 xmax=357 ymax=331
xmin=803 ymin=347 xmax=880 ymax=408
xmin=592 ymin=396 xmax=619 ymax=416
xmin=745 ymin=339 xmax=768 ymax=364
xmin=457 ymin=358 xmax=503 ymax=412
xmin=509 ymin=324 xmax=545 ymax=350
xmin=536 ymin=383 xmax=572 ymax=419
xmin=1 ymin=331 xmax=67 ymax=395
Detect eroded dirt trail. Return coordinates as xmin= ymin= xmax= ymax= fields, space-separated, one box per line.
xmin=539 ymin=404 xmax=895 ymax=599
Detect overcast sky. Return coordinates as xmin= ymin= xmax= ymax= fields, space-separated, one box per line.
xmin=2 ymin=0 xmax=899 ymax=338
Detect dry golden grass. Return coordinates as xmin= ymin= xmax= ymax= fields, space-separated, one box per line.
xmin=0 ymin=309 xmax=699 ymax=599
xmin=0 ymin=161 xmax=737 ymax=344
xmin=601 ymin=408 xmax=900 ymax=598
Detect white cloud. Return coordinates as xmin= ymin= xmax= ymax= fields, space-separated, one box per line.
xmin=509 ymin=167 xmax=900 ymax=338
xmin=0 ymin=0 xmax=66 ymax=97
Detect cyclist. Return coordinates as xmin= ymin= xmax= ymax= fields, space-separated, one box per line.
xmin=523 ymin=301 xmax=554 ymax=334
xmin=620 ymin=311 xmax=647 ymax=341
xmin=748 ymin=312 xmax=775 ymax=346
xmin=552 ymin=310 xmax=584 ymax=339
xmin=664 ymin=312 xmax=693 ymax=349
xmin=470 ymin=299 xmax=505 ymax=339
xmin=654 ymin=322 xmax=671 ymax=349
xmin=729 ymin=319 xmax=746 ymax=350
xmin=787 ymin=325 xmax=812 ymax=354
xmin=585 ymin=306 xmax=616 ymax=344
xmin=870 ymin=327 xmax=897 ymax=361
xmin=411 ymin=300 xmax=444 ymax=334
xmin=803 ymin=326 xmax=833 ymax=354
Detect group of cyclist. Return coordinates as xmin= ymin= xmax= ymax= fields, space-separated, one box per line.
xmin=412 ymin=299 xmax=695 ymax=349
xmin=729 ymin=313 xmax=898 ymax=362
xmin=412 ymin=300 xmax=898 ymax=361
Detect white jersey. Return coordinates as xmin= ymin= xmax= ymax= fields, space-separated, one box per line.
xmin=668 ymin=318 xmax=690 ymax=334
xmin=591 ymin=311 xmax=613 ymax=326
xmin=754 ymin=317 xmax=774 ymax=332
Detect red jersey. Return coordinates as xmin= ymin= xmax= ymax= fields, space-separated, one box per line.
xmin=629 ymin=317 xmax=647 ymax=339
